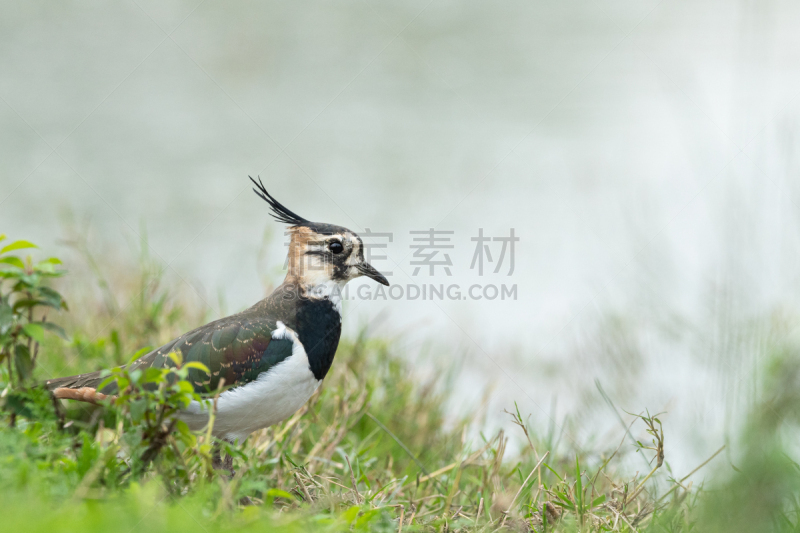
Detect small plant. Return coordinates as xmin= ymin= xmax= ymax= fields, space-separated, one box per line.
xmin=96 ymin=350 xmax=215 ymax=480
xmin=0 ymin=235 xmax=67 ymax=425
xmin=0 ymin=235 xmax=67 ymax=385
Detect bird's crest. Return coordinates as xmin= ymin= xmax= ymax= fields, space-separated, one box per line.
xmin=250 ymin=176 xmax=310 ymax=226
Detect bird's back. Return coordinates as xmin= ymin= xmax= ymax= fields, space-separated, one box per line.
xmin=46 ymin=286 xmax=342 ymax=399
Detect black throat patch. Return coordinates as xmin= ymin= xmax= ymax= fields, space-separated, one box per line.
xmin=294 ymin=298 xmax=342 ymax=380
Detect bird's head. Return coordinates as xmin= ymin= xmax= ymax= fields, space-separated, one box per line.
xmin=251 ymin=177 xmax=390 ymax=293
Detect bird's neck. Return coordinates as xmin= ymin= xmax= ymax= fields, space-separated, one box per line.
xmin=303 ymin=279 xmax=345 ymax=315
xmin=267 ymin=276 xmax=345 ymax=320
xmin=281 ymin=240 xmax=345 ymax=316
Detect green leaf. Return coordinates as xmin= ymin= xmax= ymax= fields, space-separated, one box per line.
xmin=129 ymin=399 xmax=147 ymax=422
xmin=0 ymin=240 xmax=37 ymax=254
xmin=14 ymin=344 xmax=32 ymax=381
xmin=4 ymin=390 xmax=34 ymax=418
xmin=552 ymin=499 xmax=575 ymax=510
xmin=37 ymin=286 xmax=64 ymax=309
xmin=543 ymin=462 xmax=564 ymax=482
xmin=591 ymin=495 xmax=606 ymax=507
xmin=354 ymin=508 xmax=382 ymax=529
xmin=13 ymin=299 xmax=43 ymax=312
xmin=115 ymin=376 xmax=130 ymax=391
xmin=128 ymin=369 xmax=142 ymax=385
xmin=266 ymin=488 xmax=295 ymax=501
xmin=40 ymin=321 xmax=67 ymax=339
xmin=174 ymin=420 xmax=196 ymax=447
xmin=12 ymin=274 xmax=38 ymax=290
xmin=339 ymin=505 xmax=361 ymax=524
xmin=182 ymin=361 xmax=210 ymax=374
xmin=0 ymin=256 xmax=24 ymax=269
xmin=127 ymin=346 xmax=152 ymax=365
xmin=0 ymin=303 xmax=12 ymax=328
xmin=33 ymin=262 xmax=56 ymax=274
xmin=175 ymin=419 xmax=192 ymax=435
xmin=167 ymin=351 xmax=183 ymax=367
xmin=22 ymin=322 xmax=44 ymax=343
xmin=142 ymin=367 xmax=165 ymax=384
xmin=555 ymin=491 xmax=570 ymax=502
xmin=97 ymin=376 xmax=116 ymax=392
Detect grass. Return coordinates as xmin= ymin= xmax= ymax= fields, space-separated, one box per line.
xmin=2 ymin=233 xmax=800 ymax=532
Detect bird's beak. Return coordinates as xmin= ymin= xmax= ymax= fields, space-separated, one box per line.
xmin=356 ymin=262 xmax=390 ymax=286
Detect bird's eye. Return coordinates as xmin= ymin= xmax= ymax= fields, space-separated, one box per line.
xmin=329 ymin=241 xmax=344 ymax=254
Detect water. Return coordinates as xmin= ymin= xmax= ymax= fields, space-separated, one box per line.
xmin=3 ymin=0 xmax=800 ymax=474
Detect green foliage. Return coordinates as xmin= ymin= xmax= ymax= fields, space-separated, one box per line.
xmin=90 ymin=351 xmax=215 ymax=483
xmin=2 ymin=233 xmax=800 ymax=532
xmin=690 ymin=351 xmax=800 ymax=533
xmin=0 ymin=235 xmax=67 ymax=425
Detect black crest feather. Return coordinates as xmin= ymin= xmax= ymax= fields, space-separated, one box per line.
xmin=250 ymin=176 xmax=309 ymax=226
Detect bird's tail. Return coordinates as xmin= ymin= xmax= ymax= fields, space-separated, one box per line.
xmin=46 ymin=371 xmax=113 ymax=404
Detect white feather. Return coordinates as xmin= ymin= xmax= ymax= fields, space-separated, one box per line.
xmin=179 ymin=321 xmax=320 ymax=442
xmin=306 ymin=280 xmax=345 ymax=315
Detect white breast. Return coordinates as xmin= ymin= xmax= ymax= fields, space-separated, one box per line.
xmin=179 ymin=321 xmax=320 ymax=442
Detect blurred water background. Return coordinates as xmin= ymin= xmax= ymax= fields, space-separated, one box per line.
xmin=3 ymin=0 xmax=800 ymax=474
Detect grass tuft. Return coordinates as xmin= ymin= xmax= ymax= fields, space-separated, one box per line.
xmin=1 ymin=233 xmax=799 ymax=532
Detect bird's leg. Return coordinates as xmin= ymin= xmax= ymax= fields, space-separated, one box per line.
xmin=212 ymin=437 xmax=236 ymax=477
xmin=210 ymin=438 xmax=253 ymax=506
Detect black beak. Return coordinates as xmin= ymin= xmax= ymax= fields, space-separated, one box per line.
xmin=357 ymin=262 xmax=390 ymax=286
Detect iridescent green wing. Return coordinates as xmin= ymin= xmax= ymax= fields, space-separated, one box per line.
xmin=127 ymin=314 xmax=294 ymax=393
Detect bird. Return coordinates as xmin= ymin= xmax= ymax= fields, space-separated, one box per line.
xmin=46 ymin=177 xmax=390 ymax=445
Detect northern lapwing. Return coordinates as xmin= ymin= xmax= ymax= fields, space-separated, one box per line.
xmin=46 ymin=177 xmax=389 ymax=443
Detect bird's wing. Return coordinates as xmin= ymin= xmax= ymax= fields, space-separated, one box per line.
xmin=128 ymin=313 xmax=294 ymax=393
xmin=48 ymin=312 xmax=295 ymax=396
